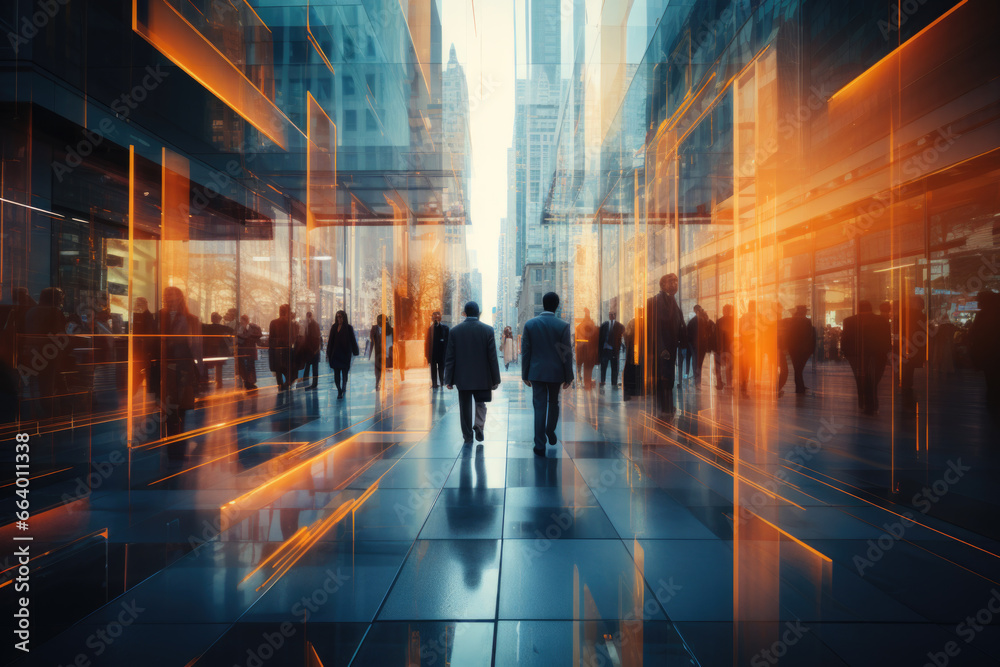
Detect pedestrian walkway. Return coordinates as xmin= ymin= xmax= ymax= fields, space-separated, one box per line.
xmin=12 ymin=364 xmax=1000 ymax=666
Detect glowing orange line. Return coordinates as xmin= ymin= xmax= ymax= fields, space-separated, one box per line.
xmin=0 ymin=467 xmax=72 ymax=488
xmin=224 ymin=432 xmax=364 ymax=510
xmin=240 ymin=526 xmax=309 ymax=584
xmin=241 ymin=0 xmax=271 ymax=33
xmin=831 ymin=0 xmax=969 ymax=102
xmin=752 ymin=514 xmax=833 ymax=563
xmin=644 ymin=413 xmax=805 ymax=510
xmin=782 ymin=463 xmax=1000 ymax=562
xmin=146 ymin=438 xmax=309 ymax=485
xmin=136 ymin=409 xmax=282 ymax=453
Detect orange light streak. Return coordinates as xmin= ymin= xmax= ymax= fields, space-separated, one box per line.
xmin=0 ymin=467 xmax=72 ymax=488
xmin=780 ymin=463 xmax=1000 ymax=564
xmin=830 ymin=0 xmax=969 ymax=103
xmin=751 ymin=514 xmax=833 ymax=563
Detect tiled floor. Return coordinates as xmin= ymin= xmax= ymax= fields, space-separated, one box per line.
xmin=7 ymin=360 xmax=1000 ymax=666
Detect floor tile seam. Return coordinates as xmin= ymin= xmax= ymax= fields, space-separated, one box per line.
xmin=367 ymin=392 xmax=470 ymax=628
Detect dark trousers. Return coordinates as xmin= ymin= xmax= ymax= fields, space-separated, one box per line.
xmin=237 ymin=352 xmax=257 ymax=388
xmin=776 ymin=353 xmax=790 ymax=393
xmin=301 ymin=352 xmax=320 ymax=386
xmin=791 ymin=355 xmax=809 ymax=393
xmin=374 ymin=355 xmax=382 ymax=389
xmin=531 ymin=381 xmax=561 ymax=448
xmin=716 ymin=350 xmax=732 ymax=388
xmin=677 ymin=346 xmax=693 ymax=376
xmin=205 ymin=361 xmax=224 ymax=388
xmin=430 ymin=356 xmax=445 ymax=386
xmin=458 ymin=389 xmax=487 ymax=442
xmin=164 ymin=408 xmax=188 ymax=460
xmin=600 ymin=351 xmax=619 ymax=385
xmin=849 ymin=357 xmax=885 ymax=412
xmin=693 ymin=349 xmax=708 ymax=384
xmin=334 ymin=367 xmax=349 ymax=393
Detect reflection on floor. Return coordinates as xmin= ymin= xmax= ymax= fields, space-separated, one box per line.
xmin=6 ymin=360 xmax=1000 ymax=666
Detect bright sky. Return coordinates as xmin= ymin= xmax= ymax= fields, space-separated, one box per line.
xmin=440 ymin=0 xmax=518 ymax=326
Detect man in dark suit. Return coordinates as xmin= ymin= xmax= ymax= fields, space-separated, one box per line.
xmin=300 ymin=311 xmax=322 ymax=389
xmin=201 ymin=312 xmax=232 ymax=390
xmin=425 ymin=310 xmax=449 ymax=388
xmin=646 ymin=273 xmax=687 ymax=415
xmin=715 ymin=304 xmax=734 ymax=390
xmin=688 ymin=305 xmax=716 ymax=387
xmin=779 ymin=305 xmax=815 ymax=395
xmin=445 ymin=302 xmax=501 ymax=443
xmin=841 ymin=301 xmax=892 ymax=414
xmin=522 ymin=292 xmax=574 ymax=456
xmin=269 ymin=304 xmax=298 ymax=390
xmin=575 ymin=308 xmax=599 ymax=390
xmin=599 ymin=310 xmax=625 ymax=389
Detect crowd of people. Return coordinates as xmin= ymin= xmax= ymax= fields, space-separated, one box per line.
xmin=4 ymin=279 xmax=1000 ymax=437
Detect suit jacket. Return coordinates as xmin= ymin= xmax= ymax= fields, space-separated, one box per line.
xmin=522 ymin=311 xmax=574 ymax=384
xmin=154 ymin=309 xmax=203 ymax=409
xmin=841 ymin=312 xmax=891 ymax=363
xmin=574 ymin=317 xmax=599 ymax=365
xmin=327 ymin=323 xmax=359 ymax=369
xmin=304 ymin=319 xmax=322 ymax=355
xmin=425 ymin=322 xmax=450 ymax=362
xmin=716 ymin=314 xmax=734 ymax=354
xmin=598 ymin=320 xmax=625 ymax=355
xmin=444 ymin=317 xmax=501 ymax=391
xmin=781 ymin=316 xmax=816 ymax=361
xmin=646 ymin=291 xmax=686 ymax=379
xmin=201 ymin=322 xmax=233 ymax=358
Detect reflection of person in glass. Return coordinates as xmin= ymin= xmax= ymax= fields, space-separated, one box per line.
xmin=327 ymin=310 xmax=359 ymax=399
xmin=501 ymin=326 xmax=517 ymax=370
xmin=899 ymin=296 xmax=928 ymax=408
xmin=778 ymin=305 xmax=815 ymax=396
xmin=841 ymin=301 xmax=891 ymax=415
xmin=715 ymin=304 xmax=734 ymax=390
xmin=201 ymin=312 xmax=232 ymax=390
xmin=575 ymin=308 xmax=599 ymax=390
xmin=370 ymin=314 xmax=391 ymax=391
xmin=646 ymin=274 xmax=686 ymax=414
xmin=155 ymin=286 xmax=203 ymax=460
xmin=300 ymin=311 xmax=322 ymax=390
xmin=24 ymin=287 xmax=69 ymax=419
xmin=268 ymin=304 xmax=297 ymax=390
xmin=132 ymin=297 xmax=155 ymax=396
xmin=622 ymin=308 xmax=644 ymax=400
xmin=235 ymin=314 xmax=261 ymax=391
xmin=425 ymin=311 xmax=449 ymax=388
xmin=969 ymin=290 xmax=1000 ymax=415
xmin=598 ymin=312 xmax=624 ymax=390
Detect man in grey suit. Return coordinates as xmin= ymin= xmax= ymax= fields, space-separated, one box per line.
xmin=521 ymin=292 xmax=574 ymax=456
xmin=445 ymin=302 xmax=501 ymax=443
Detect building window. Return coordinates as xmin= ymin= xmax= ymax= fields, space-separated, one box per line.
xmin=344 ymin=109 xmax=357 ymax=131
xmin=343 ymin=77 xmax=355 ymax=96
xmin=366 ymin=109 xmax=378 ymax=131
